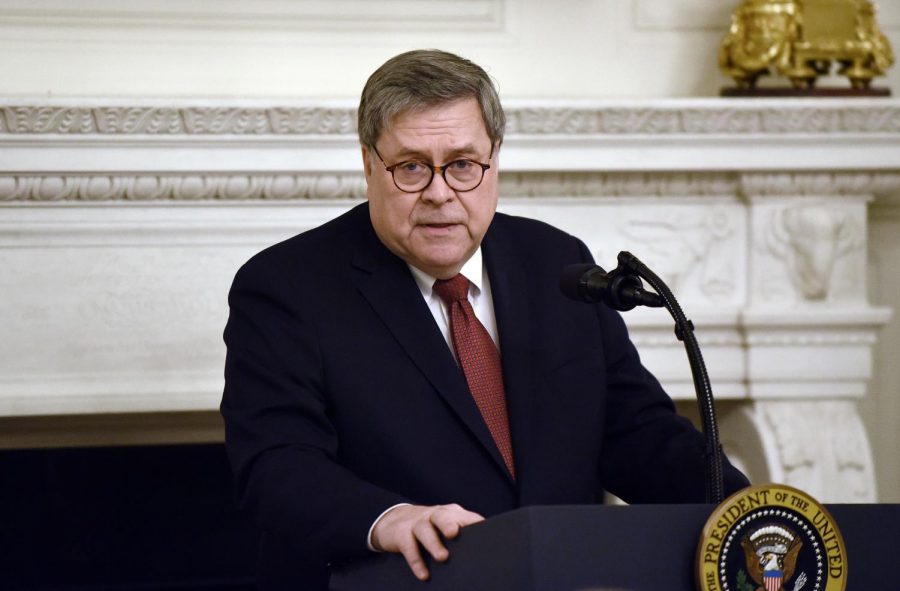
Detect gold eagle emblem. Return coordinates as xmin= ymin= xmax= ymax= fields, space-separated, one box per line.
xmin=741 ymin=525 xmax=803 ymax=591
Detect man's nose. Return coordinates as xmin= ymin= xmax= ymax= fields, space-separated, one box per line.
xmin=420 ymin=169 xmax=455 ymax=203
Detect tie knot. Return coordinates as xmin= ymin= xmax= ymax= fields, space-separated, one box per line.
xmin=433 ymin=274 xmax=471 ymax=305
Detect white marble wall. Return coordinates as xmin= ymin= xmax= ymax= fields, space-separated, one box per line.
xmin=0 ymin=0 xmax=897 ymax=98
xmin=865 ymin=197 xmax=900 ymax=503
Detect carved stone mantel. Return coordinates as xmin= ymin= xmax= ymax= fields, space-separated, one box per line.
xmin=1 ymin=98 xmax=897 ymax=503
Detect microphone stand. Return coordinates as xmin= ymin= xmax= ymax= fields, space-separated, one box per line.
xmin=614 ymin=251 xmax=725 ymax=504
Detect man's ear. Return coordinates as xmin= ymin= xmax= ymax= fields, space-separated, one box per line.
xmin=361 ymin=145 xmax=373 ymax=178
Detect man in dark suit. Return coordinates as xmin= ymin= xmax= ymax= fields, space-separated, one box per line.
xmin=221 ymin=49 xmax=749 ymax=590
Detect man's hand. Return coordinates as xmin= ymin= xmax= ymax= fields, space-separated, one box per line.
xmin=370 ymin=503 xmax=485 ymax=581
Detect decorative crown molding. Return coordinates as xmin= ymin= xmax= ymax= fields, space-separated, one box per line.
xmin=0 ymin=172 xmax=740 ymax=202
xmin=741 ymin=173 xmax=900 ymax=198
xmin=2 ymin=101 xmax=900 ymax=136
xmin=498 ymin=172 xmax=738 ymax=197
xmin=5 ymin=171 xmax=900 ymax=202
xmin=506 ymin=105 xmax=898 ymax=135
xmin=745 ymin=333 xmax=879 ymax=346
xmin=0 ymin=174 xmax=368 ymax=202
xmin=0 ymin=172 xmax=736 ymax=202
xmin=0 ymin=106 xmax=358 ymax=135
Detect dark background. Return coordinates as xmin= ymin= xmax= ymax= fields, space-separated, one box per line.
xmin=1 ymin=443 xmax=257 ymax=591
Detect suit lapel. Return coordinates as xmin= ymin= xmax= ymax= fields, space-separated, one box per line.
xmin=350 ymin=206 xmax=513 ymax=483
xmin=482 ymin=219 xmax=536 ymax=491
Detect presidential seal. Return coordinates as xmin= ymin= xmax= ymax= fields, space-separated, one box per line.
xmin=697 ymin=484 xmax=847 ymax=591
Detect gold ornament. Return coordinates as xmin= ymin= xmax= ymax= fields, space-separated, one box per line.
xmin=720 ymin=0 xmax=894 ymax=90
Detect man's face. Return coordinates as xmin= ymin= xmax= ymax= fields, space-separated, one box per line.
xmin=362 ymin=97 xmax=498 ymax=280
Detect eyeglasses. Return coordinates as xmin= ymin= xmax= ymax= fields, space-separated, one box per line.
xmin=372 ymin=145 xmax=493 ymax=193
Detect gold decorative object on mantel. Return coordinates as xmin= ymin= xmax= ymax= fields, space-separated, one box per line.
xmin=719 ymin=0 xmax=894 ymax=96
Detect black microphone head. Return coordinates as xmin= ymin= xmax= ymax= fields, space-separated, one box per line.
xmin=559 ymin=263 xmax=606 ymax=302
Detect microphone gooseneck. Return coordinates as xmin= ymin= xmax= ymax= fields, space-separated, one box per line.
xmin=559 ymin=252 xmax=725 ymax=504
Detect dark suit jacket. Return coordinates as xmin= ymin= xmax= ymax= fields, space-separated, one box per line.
xmin=221 ymin=202 xmax=748 ymax=589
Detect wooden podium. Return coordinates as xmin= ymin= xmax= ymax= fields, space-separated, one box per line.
xmin=330 ymin=504 xmax=900 ymax=591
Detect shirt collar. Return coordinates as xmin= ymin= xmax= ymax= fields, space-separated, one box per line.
xmin=408 ymin=247 xmax=485 ymax=298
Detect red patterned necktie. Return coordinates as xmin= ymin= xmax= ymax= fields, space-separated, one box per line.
xmin=433 ymin=274 xmax=515 ymax=478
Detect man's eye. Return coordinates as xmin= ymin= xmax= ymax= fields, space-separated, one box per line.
xmin=450 ymin=160 xmax=474 ymax=170
xmin=401 ymin=162 xmax=425 ymax=173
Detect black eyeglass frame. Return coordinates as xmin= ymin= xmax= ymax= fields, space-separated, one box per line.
xmin=371 ymin=144 xmax=494 ymax=193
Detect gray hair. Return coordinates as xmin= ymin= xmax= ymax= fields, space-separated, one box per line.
xmin=357 ymin=49 xmax=505 ymax=149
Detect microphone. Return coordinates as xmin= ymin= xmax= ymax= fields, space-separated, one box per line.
xmin=561 ymin=253 xmax=726 ymax=503
xmin=559 ymin=263 xmax=664 ymax=311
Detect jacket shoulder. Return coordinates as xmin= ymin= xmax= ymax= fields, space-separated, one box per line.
xmin=490 ymin=211 xmax=589 ymax=261
xmin=234 ymin=203 xmax=367 ymax=281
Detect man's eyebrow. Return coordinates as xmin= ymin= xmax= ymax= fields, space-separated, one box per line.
xmin=387 ymin=147 xmax=430 ymax=161
xmin=389 ymin=144 xmax=485 ymax=162
xmin=443 ymin=144 xmax=483 ymax=159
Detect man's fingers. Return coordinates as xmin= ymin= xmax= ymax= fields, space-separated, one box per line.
xmin=431 ymin=504 xmax=485 ymax=539
xmin=370 ymin=503 xmax=487 ymax=581
xmin=457 ymin=508 xmax=485 ymax=525
xmin=431 ymin=513 xmax=461 ymax=540
xmin=413 ymin=518 xmax=450 ymax=562
xmin=396 ymin=536 xmax=430 ymax=581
